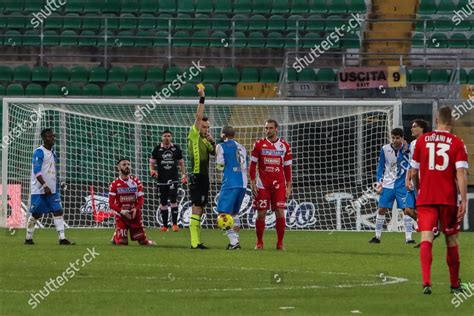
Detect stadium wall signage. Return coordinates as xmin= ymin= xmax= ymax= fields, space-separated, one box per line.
xmin=338 ymin=67 xmax=406 ymax=90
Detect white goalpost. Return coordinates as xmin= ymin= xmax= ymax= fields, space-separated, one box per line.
xmin=1 ymin=98 xmax=402 ymax=231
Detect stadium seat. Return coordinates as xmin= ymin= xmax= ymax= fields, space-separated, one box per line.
xmin=272 ymin=0 xmax=290 ymax=13
xmin=248 ymin=15 xmax=267 ymax=31
xmin=303 ymin=32 xmax=322 ymax=48
xmin=291 ymin=0 xmax=308 ymax=13
xmin=102 ymin=83 xmax=122 ymax=97
xmin=64 ymin=0 xmax=82 ymax=13
xmin=103 ymin=0 xmax=121 ymax=13
xmin=450 ymin=33 xmax=468 ymax=48
xmin=191 ymin=31 xmax=209 ymax=47
xmin=179 ymin=84 xmax=197 ymax=97
xmin=63 ymin=13 xmax=82 ymax=29
xmin=139 ymin=83 xmax=157 ymax=97
xmin=221 ymin=67 xmax=240 ymax=83
xmin=98 ymin=30 xmax=113 ymax=46
xmin=266 ymin=32 xmax=285 ymax=48
xmin=306 ymin=15 xmax=325 ymax=31
xmin=23 ymin=30 xmax=40 ymax=46
xmin=240 ymin=67 xmax=259 ymax=82
xmin=7 ymin=12 xmax=27 ymax=28
xmin=70 ymin=66 xmax=89 ymax=81
xmin=453 ymin=19 xmax=471 ymax=31
xmin=138 ymin=13 xmax=156 ymax=29
xmin=165 ymin=66 xmax=181 ymax=82
xmin=175 ymin=13 xmax=193 ymax=30
xmin=253 ymin=0 xmax=271 ymax=14
xmin=437 ymin=1 xmax=456 ymax=14
xmin=409 ymin=69 xmax=429 ymax=83
xmin=430 ymin=33 xmax=448 ymax=48
xmin=4 ymin=30 xmax=22 ymax=46
xmin=214 ymin=1 xmax=233 ymax=13
xmin=285 ymin=32 xmax=301 ymax=48
xmin=298 ymin=68 xmax=317 ymax=81
xmin=229 ymin=32 xmax=246 ymax=48
xmin=65 ymin=83 xmax=83 ymax=96
xmin=287 ymin=68 xmax=298 ymax=81
xmin=172 ymin=31 xmax=191 ymax=47
xmin=127 ymin=66 xmax=146 ymax=82
xmin=140 ymin=0 xmax=158 ymax=13
xmin=135 ymin=31 xmax=154 ymax=47
xmin=89 ymin=67 xmax=107 ymax=82
xmin=120 ymin=13 xmax=137 ymax=29
xmin=430 ymin=69 xmax=451 ymax=83
xmin=109 ymin=66 xmax=127 ymax=82
xmin=146 ymin=66 xmax=164 ymax=82
xmin=114 ymin=31 xmax=135 ymax=47
xmin=205 ymin=84 xmax=217 ymax=97
xmin=121 ymin=0 xmax=139 ymax=13
xmin=233 ymin=15 xmax=249 ymax=31
xmin=316 ymin=68 xmax=337 ymax=82
xmin=326 ymin=15 xmax=346 ymax=32
xmin=159 ymin=0 xmax=177 ymax=13
xmin=60 ymin=30 xmax=78 ymax=46
xmin=178 ymin=0 xmax=194 ymax=13
xmin=103 ymin=14 xmax=119 ymax=29
xmin=328 ymin=0 xmax=347 ymax=13
xmin=154 ymin=31 xmax=170 ymax=47
xmin=83 ymin=0 xmax=103 ymax=13
xmin=31 ymin=66 xmax=50 ymax=82
xmin=196 ymin=0 xmax=214 ymax=13
xmin=247 ymin=32 xmax=265 ymax=48
xmin=341 ymin=34 xmax=360 ymax=49
xmin=43 ymin=31 xmax=60 ymax=46
xmin=24 ymin=0 xmax=43 ymax=13
xmin=46 ymin=13 xmax=64 ymax=30
xmin=0 ymin=84 xmax=4 ymax=95
xmin=287 ymin=15 xmax=304 ymax=31
xmin=267 ymin=15 xmax=286 ymax=31
xmin=212 ymin=14 xmax=231 ymax=30
xmin=13 ymin=65 xmax=31 ymax=81
xmin=83 ymin=83 xmax=101 ymax=96
xmin=202 ymin=67 xmax=221 ymax=83
xmin=459 ymin=69 xmax=468 ymax=84
xmin=44 ymin=83 xmax=63 ymax=96
xmin=416 ymin=17 xmax=434 ymax=32
xmin=121 ymin=83 xmax=140 ymax=97
xmin=82 ymin=13 xmax=101 ymax=30
xmin=209 ymin=31 xmax=227 ymax=47
xmin=51 ymin=66 xmax=70 ymax=81
xmin=468 ymin=69 xmax=474 ymax=83
xmin=217 ymin=84 xmax=236 ymax=97
xmin=78 ymin=30 xmax=98 ymax=46
xmin=412 ymin=32 xmax=425 ymax=48
xmin=418 ymin=0 xmax=437 ymax=14
xmin=234 ymin=0 xmax=252 ymax=13
xmin=470 ymin=35 xmax=474 ymax=48
xmin=260 ymin=68 xmax=279 ymax=82
xmin=6 ymin=83 xmax=24 ymax=95
xmin=194 ymin=14 xmax=212 ymax=30
xmin=4 ymin=0 xmax=24 ymax=12
xmin=434 ymin=19 xmax=452 ymax=31
xmin=25 ymin=83 xmax=43 ymax=96
xmin=309 ymin=0 xmax=328 ymax=14
xmin=349 ymin=0 xmax=366 ymax=13
xmin=0 ymin=65 xmax=12 ymax=81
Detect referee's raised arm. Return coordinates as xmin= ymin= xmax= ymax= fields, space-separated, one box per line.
xmin=193 ymin=85 xmax=205 ymax=129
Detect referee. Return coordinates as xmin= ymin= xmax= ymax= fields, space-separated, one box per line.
xmin=150 ymin=130 xmax=187 ymax=232
xmin=188 ymin=85 xmax=216 ymax=249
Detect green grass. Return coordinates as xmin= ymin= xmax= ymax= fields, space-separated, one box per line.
xmin=1 ymin=228 xmax=473 ymax=315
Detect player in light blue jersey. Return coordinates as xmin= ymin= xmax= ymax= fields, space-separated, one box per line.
xmin=369 ymin=128 xmax=410 ymax=244
xmin=216 ymin=126 xmax=247 ymax=250
xmin=25 ymin=129 xmax=74 ymax=245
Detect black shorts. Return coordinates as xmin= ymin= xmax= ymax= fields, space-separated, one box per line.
xmin=157 ymin=182 xmax=178 ymax=206
xmin=189 ymin=174 xmax=210 ymax=207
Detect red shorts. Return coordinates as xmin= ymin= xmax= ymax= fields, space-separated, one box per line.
xmin=114 ymin=210 xmax=146 ymax=244
xmin=417 ymin=205 xmax=460 ymax=235
xmin=253 ymin=186 xmax=286 ymax=211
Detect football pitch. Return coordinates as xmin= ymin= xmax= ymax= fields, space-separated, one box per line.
xmin=1 ymin=228 xmax=473 ymax=315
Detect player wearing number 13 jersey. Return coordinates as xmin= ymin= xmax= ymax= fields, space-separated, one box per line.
xmin=250 ymin=119 xmax=292 ymax=251
xmin=410 ymin=106 xmax=469 ymax=295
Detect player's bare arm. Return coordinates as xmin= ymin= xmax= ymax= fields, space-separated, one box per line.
xmin=410 ymin=168 xmax=419 ymax=191
xmin=193 ymin=86 xmax=205 ymax=130
xmin=36 ymin=175 xmax=52 ymax=195
xmin=179 ymin=159 xmax=187 ymax=184
xmin=456 ymin=168 xmax=468 ymax=223
xmin=149 ymin=159 xmax=158 ymax=178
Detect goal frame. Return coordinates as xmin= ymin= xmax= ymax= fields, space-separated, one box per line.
xmin=1 ymin=97 xmax=402 ymax=228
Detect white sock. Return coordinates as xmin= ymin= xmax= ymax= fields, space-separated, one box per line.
xmin=404 ymin=215 xmax=413 ymax=241
xmin=413 ymin=219 xmax=418 ymax=230
xmin=26 ymin=216 xmax=37 ymax=240
xmin=226 ymin=229 xmax=238 ymax=245
xmin=53 ymin=216 xmax=66 ymax=240
xmin=375 ymin=213 xmax=385 ymax=239
xmin=233 ymin=216 xmax=241 ymax=243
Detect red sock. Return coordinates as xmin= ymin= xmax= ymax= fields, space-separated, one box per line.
xmin=276 ymin=217 xmax=286 ymax=246
xmin=420 ymin=241 xmax=433 ymax=286
xmin=256 ymin=218 xmax=265 ymax=244
xmin=447 ymin=245 xmax=460 ymax=288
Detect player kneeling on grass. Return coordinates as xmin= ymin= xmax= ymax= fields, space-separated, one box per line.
xmin=216 ymin=126 xmax=247 ymax=250
xmin=25 ymin=128 xmax=74 ymax=245
xmin=109 ymin=159 xmax=156 ymax=246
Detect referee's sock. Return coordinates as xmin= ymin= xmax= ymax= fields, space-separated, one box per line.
xmin=190 ymin=214 xmax=201 ymax=247
xmin=160 ymin=206 xmax=169 ymax=227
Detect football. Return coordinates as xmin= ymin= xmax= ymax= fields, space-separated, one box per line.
xmin=216 ymin=214 xmax=234 ymax=230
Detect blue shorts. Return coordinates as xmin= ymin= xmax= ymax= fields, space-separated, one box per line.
xmin=405 ymin=190 xmax=417 ymax=209
xmin=217 ymin=188 xmax=246 ymax=215
xmin=378 ymin=187 xmax=406 ymax=209
xmin=30 ymin=193 xmax=63 ymax=214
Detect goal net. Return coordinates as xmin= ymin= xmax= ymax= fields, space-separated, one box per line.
xmin=1 ymin=98 xmax=401 ymax=231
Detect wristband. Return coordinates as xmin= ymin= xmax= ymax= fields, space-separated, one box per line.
xmin=199 ymin=96 xmax=205 ymax=104
xmin=41 ymin=183 xmax=48 ymax=189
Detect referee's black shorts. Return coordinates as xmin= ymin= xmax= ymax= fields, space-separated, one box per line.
xmin=189 ymin=173 xmax=210 ymax=207
xmin=157 ymin=182 xmax=178 ymax=206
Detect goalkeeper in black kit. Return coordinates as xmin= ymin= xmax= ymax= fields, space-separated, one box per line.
xmin=150 ymin=130 xmax=187 ymax=232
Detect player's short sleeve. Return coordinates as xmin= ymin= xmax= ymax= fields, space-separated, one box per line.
xmin=108 ymin=180 xmax=117 ymax=196
xmin=175 ymin=145 xmax=183 ymax=160
xmin=216 ymin=144 xmax=225 ymax=166
xmin=455 ymin=139 xmax=469 ymax=169
xmin=32 ymin=148 xmax=44 ymax=176
xmin=188 ymin=125 xmax=199 ymax=141
xmin=132 ymin=176 xmax=145 ymax=197
xmin=283 ymin=141 xmax=292 ymax=166
xmin=250 ymin=141 xmax=260 ymax=163
xmin=411 ymin=138 xmax=422 ymax=170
